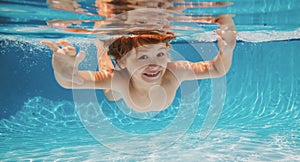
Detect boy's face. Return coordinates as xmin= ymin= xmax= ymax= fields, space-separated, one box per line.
xmin=120 ymin=43 xmax=170 ymax=84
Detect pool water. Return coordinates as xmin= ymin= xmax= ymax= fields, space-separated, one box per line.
xmin=1 ymin=0 xmax=300 ymax=161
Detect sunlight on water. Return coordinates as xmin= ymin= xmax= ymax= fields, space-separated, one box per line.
xmin=0 ymin=0 xmax=299 ymax=40
xmin=0 ymin=95 xmax=299 ymax=160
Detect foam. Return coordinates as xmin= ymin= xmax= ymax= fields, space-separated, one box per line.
xmin=1 ymin=28 xmax=300 ymax=45
xmin=191 ymin=28 xmax=300 ymax=42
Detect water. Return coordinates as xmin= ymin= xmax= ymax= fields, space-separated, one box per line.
xmin=1 ymin=0 xmax=300 ymax=161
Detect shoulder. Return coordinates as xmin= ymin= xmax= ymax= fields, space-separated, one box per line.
xmin=166 ymin=61 xmax=193 ymax=81
xmin=167 ymin=61 xmax=212 ymax=81
xmin=110 ymin=69 xmax=130 ymax=89
xmin=113 ymin=68 xmax=129 ymax=79
xmin=167 ymin=61 xmax=193 ymax=70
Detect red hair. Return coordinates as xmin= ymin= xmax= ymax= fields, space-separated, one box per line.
xmin=108 ymin=30 xmax=175 ymax=61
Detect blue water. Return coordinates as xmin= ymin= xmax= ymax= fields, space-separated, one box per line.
xmin=1 ymin=0 xmax=300 ymax=161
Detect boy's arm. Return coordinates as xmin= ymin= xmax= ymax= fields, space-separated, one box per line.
xmin=170 ymin=15 xmax=236 ymax=81
xmin=57 ymin=70 xmax=114 ymax=89
xmin=41 ymin=40 xmax=113 ymax=89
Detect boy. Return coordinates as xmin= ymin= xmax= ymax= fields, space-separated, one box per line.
xmin=41 ymin=15 xmax=236 ymax=112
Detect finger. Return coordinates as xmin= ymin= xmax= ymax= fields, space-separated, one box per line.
xmin=41 ymin=40 xmax=59 ymax=51
xmin=215 ymin=29 xmax=224 ymax=36
xmin=56 ymin=40 xmax=71 ymax=47
xmin=63 ymin=46 xmax=76 ymax=56
xmin=216 ymin=34 xmax=227 ymax=48
xmin=75 ymin=51 xmax=86 ymax=67
xmin=95 ymin=39 xmax=106 ymax=51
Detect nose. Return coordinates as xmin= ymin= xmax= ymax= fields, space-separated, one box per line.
xmin=147 ymin=64 xmax=159 ymax=70
xmin=148 ymin=64 xmax=158 ymax=67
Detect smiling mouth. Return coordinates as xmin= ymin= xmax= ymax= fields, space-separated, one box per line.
xmin=143 ymin=71 xmax=161 ymax=78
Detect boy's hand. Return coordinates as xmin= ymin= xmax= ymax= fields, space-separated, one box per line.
xmin=41 ymin=40 xmax=86 ymax=85
xmin=215 ymin=15 xmax=237 ymax=53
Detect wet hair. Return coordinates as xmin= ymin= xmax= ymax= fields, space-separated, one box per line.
xmin=107 ymin=30 xmax=175 ymax=62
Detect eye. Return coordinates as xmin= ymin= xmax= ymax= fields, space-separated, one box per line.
xmin=137 ymin=20 xmax=146 ymax=24
xmin=157 ymin=52 xmax=165 ymax=57
xmin=138 ymin=55 xmax=148 ymax=60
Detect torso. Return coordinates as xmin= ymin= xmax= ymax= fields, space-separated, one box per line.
xmin=111 ymin=68 xmax=180 ymax=112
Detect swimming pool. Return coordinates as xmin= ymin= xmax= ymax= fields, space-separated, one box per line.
xmin=1 ymin=0 xmax=300 ymax=161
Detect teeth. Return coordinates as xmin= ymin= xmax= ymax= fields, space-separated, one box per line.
xmin=144 ymin=71 xmax=159 ymax=77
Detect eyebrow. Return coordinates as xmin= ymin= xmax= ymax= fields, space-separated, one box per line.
xmin=157 ymin=47 xmax=167 ymax=51
xmin=138 ymin=47 xmax=166 ymax=52
xmin=135 ymin=46 xmax=167 ymax=58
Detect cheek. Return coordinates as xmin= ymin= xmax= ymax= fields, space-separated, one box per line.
xmin=126 ymin=62 xmax=145 ymax=75
xmin=158 ymin=58 xmax=170 ymax=67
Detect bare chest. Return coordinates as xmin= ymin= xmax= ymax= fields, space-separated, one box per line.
xmin=119 ymin=82 xmax=177 ymax=112
xmin=112 ymin=70 xmax=180 ymax=112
